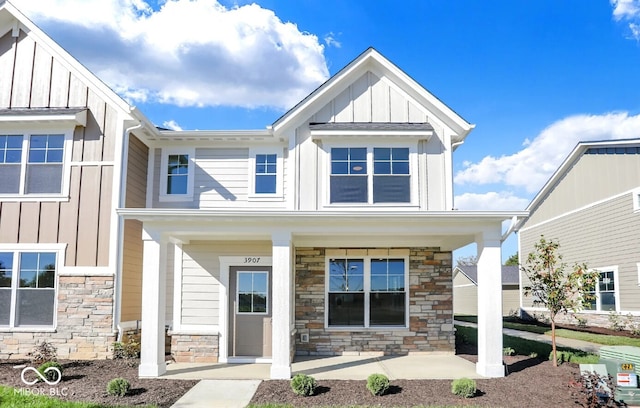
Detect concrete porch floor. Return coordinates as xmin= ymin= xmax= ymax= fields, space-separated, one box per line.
xmin=161 ymin=354 xmax=482 ymax=380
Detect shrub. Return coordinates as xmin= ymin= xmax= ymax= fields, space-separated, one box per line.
xmin=290 ymin=374 xmax=317 ymax=396
xmin=106 ymin=378 xmax=131 ymax=397
xmin=29 ymin=340 xmax=57 ymax=365
xmin=574 ymin=371 xmax=616 ymax=408
xmin=608 ymin=312 xmax=625 ymax=331
xmin=503 ymin=347 xmax=515 ymax=356
xmin=366 ymin=373 xmax=390 ymax=396
xmin=574 ymin=315 xmax=588 ymax=328
xmin=112 ymin=340 xmax=140 ymax=360
xmin=451 ymin=377 xmax=476 ymax=398
xmin=37 ymin=361 xmax=63 ymax=383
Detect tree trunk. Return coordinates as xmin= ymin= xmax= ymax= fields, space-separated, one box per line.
xmin=551 ymin=317 xmax=557 ymax=367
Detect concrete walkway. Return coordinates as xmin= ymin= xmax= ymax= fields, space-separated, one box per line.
xmin=171 ymin=379 xmax=261 ymax=408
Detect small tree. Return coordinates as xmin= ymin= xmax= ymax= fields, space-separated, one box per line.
xmin=522 ymin=236 xmax=599 ymax=366
xmin=456 ymin=255 xmax=478 ymax=267
xmin=504 ymin=252 xmax=519 ymax=266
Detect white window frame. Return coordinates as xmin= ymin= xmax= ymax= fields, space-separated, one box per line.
xmin=0 ymin=125 xmax=74 ymax=202
xmin=248 ymin=147 xmax=284 ymax=200
xmin=584 ymin=266 xmax=619 ymax=313
xmin=324 ymin=255 xmax=409 ymax=329
xmin=159 ymin=147 xmax=195 ymax=202
xmin=322 ymin=142 xmax=419 ymax=208
xmin=0 ymin=243 xmax=65 ymax=331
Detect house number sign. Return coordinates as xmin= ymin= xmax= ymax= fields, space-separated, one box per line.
xmin=244 ymin=257 xmax=261 ymax=264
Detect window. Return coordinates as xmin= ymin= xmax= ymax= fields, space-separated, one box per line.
xmin=327 ymin=257 xmax=407 ymax=327
xmin=159 ymin=148 xmax=194 ymax=201
xmin=585 ymin=269 xmax=617 ymax=312
xmin=0 ymin=134 xmax=66 ymax=196
xmin=330 ymin=147 xmax=412 ymax=204
xmin=0 ymin=250 xmax=58 ymax=328
xmin=237 ymin=271 xmax=268 ymax=314
xmin=248 ymin=147 xmax=283 ymax=199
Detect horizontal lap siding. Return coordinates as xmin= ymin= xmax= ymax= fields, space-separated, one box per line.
xmin=0 ymin=29 xmax=118 ymax=268
xmin=521 ymin=194 xmax=640 ymax=311
xmin=180 ymin=241 xmax=271 ymax=327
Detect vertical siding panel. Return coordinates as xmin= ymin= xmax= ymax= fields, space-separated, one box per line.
xmin=83 ymin=89 xmax=106 ymax=161
xmin=389 ymin=87 xmax=408 ymax=122
xmin=102 ymin=105 xmax=118 ymax=161
xmin=125 ymin=135 xmax=148 ymax=208
xmin=0 ymin=31 xmax=16 ymax=107
xmin=0 ymin=203 xmax=20 ymax=243
xmin=313 ymin=103 xmax=332 ymax=123
xmin=333 ymin=87 xmax=352 ymax=122
xmin=58 ymin=166 xmax=81 ymax=266
xmin=97 ymin=166 xmax=113 ymax=266
xmin=48 ymin=60 xmax=70 ymax=107
xmin=67 ymin=73 xmax=87 ymax=107
xmin=10 ymin=30 xmax=35 ymax=107
xmin=75 ymin=166 xmax=101 ymax=266
xmin=38 ymin=202 xmax=60 ymax=243
xmin=408 ymin=101 xmax=427 ymax=122
xmin=370 ymin=74 xmax=389 ymax=122
xmin=71 ymin=126 xmax=85 ymax=162
xmin=121 ymin=219 xmax=143 ymax=321
xmin=18 ymin=202 xmax=39 ymax=243
xmin=351 ymin=74 xmax=371 ymax=122
xmin=29 ymin=44 xmax=53 ymax=108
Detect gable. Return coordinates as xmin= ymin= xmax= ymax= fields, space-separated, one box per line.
xmin=524 ymin=143 xmax=640 ymax=227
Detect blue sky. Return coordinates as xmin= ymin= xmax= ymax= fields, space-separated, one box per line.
xmin=12 ymin=0 xmax=640 ymax=262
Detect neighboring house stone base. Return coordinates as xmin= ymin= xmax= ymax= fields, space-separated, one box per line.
xmin=170 ymin=334 xmax=219 ymax=363
xmin=521 ymin=309 xmax=640 ymax=332
xmin=0 ymin=276 xmax=116 ymax=360
xmin=295 ymin=247 xmax=454 ymax=356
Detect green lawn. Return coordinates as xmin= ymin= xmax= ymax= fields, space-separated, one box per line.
xmin=0 ymin=385 xmax=148 ymax=408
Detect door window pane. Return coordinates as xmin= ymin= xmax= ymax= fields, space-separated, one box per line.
xmin=237 ymin=271 xmax=268 ymax=314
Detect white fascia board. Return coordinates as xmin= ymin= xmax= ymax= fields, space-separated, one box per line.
xmin=310 ymin=129 xmax=433 ymax=139
xmin=0 ymin=109 xmax=87 ymax=126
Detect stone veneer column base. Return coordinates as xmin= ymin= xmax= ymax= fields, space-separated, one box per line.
xmin=170 ymin=334 xmax=219 ymax=363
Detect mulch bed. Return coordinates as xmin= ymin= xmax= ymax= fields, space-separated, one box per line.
xmin=0 ymin=359 xmax=197 ymax=407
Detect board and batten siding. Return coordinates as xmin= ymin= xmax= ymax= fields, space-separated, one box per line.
xmin=520 ymin=193 xmax=640 ymax=311
xmin=152 ymin=147 xmax=288 ymax=209
xmin=527 ymin=152 xmax=640 ymax=226
xmin=179 ymin=240 xmax=271 ymax=327
xmin=0 ymin=29 xmax=119 ymax=267
xmin=121 ymin=135 xmax=148 ymax=322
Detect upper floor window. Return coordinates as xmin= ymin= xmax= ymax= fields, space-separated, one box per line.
xmin=159 ymin=148 xmax=195 ymax=202
xmin=330 ymin=147 xmax=411 ymax=204
xmin=248 ymin=147 xmax=283 ymax=200
xmin=0 ymin=134 xmax=66 ymax=195
xmin=0 ymin=249 xmax=60 ymax=328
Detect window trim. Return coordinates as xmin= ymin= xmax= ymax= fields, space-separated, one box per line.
xmin=159 ymin=147 xmax=195 ymax=202
xmin=322 ymin=142 xmax=418 ymax=208
xmin=324 ymin=255 xmax=409 ymax=329
xmin=248 ymin=147 xmax=284 ymax=201
xmin=0 ymin=126 xmax=74 ymax=202
xmin=0 ymin=244 xmax=65 ymax=330
xmin=584 ymin=266 xmax=619 ymax=313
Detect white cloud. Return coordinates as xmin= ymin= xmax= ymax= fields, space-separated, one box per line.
xmin=611 ymin=0 xmax=640 ymax=40
xmin=454 ymin=191 xmax=530 ymax=211
xmin=454 ymin=112 xmax=640 ymax=193
xmin=13 ymin=0 xmax=329 ymax=110
xmin=162 ymin=120 xmax=183 ymax=131
xmin=324 ymin=32 xmax=342 ymax=48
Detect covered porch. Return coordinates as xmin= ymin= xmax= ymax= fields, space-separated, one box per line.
xmin=116 ymin=209 xmax=527 ymax=380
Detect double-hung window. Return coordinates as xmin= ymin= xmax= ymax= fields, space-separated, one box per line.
xmin=330 ymin=147 xmax=412 ymax=204
xmin=327 ymin=257 xmax=407 ymax=328
xmin=159 ymin=148 xmax=195 ymax=201
xmin=585 ymin=269 xmax=617 ymax=312
xmin=0 ymin=133 xmax=66 ymax=196
xmin=248 ymin=147 xmax=283 ymax=200
xmin=0 ymin=249 xmax=60 ymax=328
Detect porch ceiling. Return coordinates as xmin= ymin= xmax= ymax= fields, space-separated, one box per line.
xmin=118 ymin=209 xmax=527 ymax=251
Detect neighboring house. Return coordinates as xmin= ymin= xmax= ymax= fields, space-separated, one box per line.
xmin=453 ymin=265 xmax=520 ymax=316
xmin=0 ymin=1 xmax=527 ymax=380
xmin=0 ymin=1 xmax=156 ymax=359
xmin=517 ymin=139 xmax=640 ymax=328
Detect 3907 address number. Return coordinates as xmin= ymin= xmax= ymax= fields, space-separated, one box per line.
xmin=244 ymin=257 xmax=261 ymax=264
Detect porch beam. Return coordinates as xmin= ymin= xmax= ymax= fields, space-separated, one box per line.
xmin=138 ymin=227 xmax=167 ymax=377
xmin=270 ymin=231 xmax=293 ymax=379
xmin=475 ymin=227 xmax=504 ymax=377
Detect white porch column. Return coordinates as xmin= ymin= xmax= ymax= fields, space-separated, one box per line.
xmin=475 ymin=226 xmax=504 ymax=378
xmin=270 ymin=231 xmax=293 ymax=379
xmin=138 ymin=227 xmax=167 ymax=378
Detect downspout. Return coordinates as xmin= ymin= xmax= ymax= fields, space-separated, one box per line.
xmin=114 ymin=119 xmax=144 ymax=342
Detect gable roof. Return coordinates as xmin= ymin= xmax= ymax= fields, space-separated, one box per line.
xmin=454 ymin=265 xmax=520 ymax=286
xmin=271 ymin=47 xmax=474 ymax=142
xmin=515 ymin=137 xmax=640 ymax=231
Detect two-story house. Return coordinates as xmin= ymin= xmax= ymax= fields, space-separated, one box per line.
xmin=0 ymin=0 xmax=526 ymax=380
